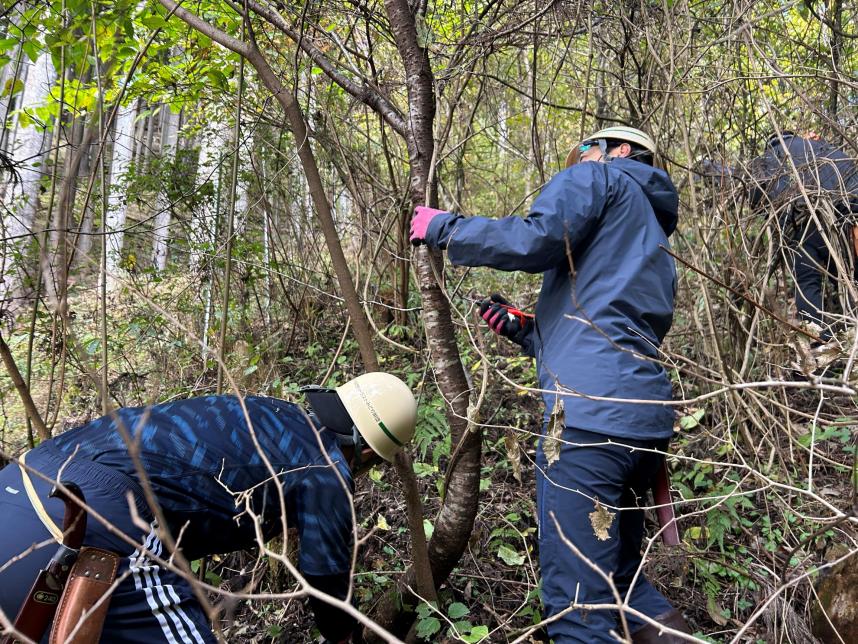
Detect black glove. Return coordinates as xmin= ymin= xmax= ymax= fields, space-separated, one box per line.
xmin=478 ymin=293 xmax=534 ymax=346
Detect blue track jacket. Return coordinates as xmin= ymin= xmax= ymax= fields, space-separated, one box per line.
xmin=424 ymin=158 xmax=679 ymax=440
xmin=50 ymin=395 xmax=354 ymax=574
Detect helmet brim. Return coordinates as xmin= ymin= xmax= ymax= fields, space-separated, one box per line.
xmin=303 ymin=387 xmax=356 ymax=437
xmin=565 ymin=147 xmax=581 ymax=168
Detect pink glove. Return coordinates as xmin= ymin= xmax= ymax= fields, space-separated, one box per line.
xmin=410 ymin=206 xmax=446 ymax=246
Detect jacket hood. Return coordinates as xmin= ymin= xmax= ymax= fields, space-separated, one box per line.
xmin=611 ymin=158 xmax=679 ymax=236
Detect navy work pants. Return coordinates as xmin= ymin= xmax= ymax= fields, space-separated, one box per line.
xmin=536 ymin=427 xmax=674 ymax=643
xmin=793 ymin=224 xmax=858 ymax=340
xmin=0 ymin=446 xmax=215 ymax=643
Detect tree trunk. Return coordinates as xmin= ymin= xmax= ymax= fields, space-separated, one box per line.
xmin=371 ymin=0 xmax=482 ymax=632
xmin=827 ymin=0 xmax=843 ymax=118
xmin=151 ymin=105 xmax=179 ymax=271
xmin=0 ymin=5 xmax=26 ymax=158
xmin=104 ymin=102 xmax=137 ymax=289
xmin=233 ymin=171 xmax=248 ymax=236
xmin=190 ymin=121 xmax=225 ymax=271
xmin=1 ymin=51 xmax=57 ymax=307
xmin=73 ymin=123 xmax=96 ymax=267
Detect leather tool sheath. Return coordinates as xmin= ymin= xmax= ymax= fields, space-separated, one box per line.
xmin=49 ymin=547 xmax=120 ymax=644
xmin=3 ymin=483 xmax=86 ymax=644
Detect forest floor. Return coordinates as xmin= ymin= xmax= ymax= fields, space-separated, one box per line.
xmin=1 ymin=278 xmax=855 ymax=643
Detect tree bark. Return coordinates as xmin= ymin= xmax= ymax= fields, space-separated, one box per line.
xmin=190 ymin=121 xmax=226 ymax=271
xmin=372 ymin=0 xmax=482 ymax=632
xmin=1 ymin=51 xmax=57 ymax=307
xmin=151 ymin=104 xmax=179 ymax=271
xmin=827 ymin=0 xmax=843 ymax=118
xmin=0 ymin=328 xmax=49 ymax=441
xmin=104 ymin=102 xmax=137 ymax=289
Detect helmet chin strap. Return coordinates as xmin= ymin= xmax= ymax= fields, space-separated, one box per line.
xmin=309 ymin=412 xmax=365 ymax=468
xmin=344 ymin=425 xmax=364 ymax=469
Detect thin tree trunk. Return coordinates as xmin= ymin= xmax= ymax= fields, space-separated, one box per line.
xmin=43 ymin=45 xmax=68 ymax=317
xmin=827 ymin=0 xmax=843 ymax=118
xmin=216 ymin=51 xmax=244 ymax=395
xmin=132 ymin=98 xmax=147 ymax=164
xmin=260 ymin=155 xmax=272 ymax=317
xmin=151 ymin=105 xmax=179 ymax=271
xmin=65 ymin=117 xmax=96 ymax=266
xmin=241 ymin=47 xmax=379 ymax=370
xmin=144 ymin=106 xmax=156 ymax=165
xmin=190 ymin=121 xmax=225 ymax=271
xmin=201 ymin=150 xmax=225 ymax=363
xmin=0 ymin=328 xmax=49 ymax=440
xmin=1 ymin=51 xmax=57 ymax=307
xmin=372 ymin=0 xmax=482 ymax=633
xmin=233 ymin=172 xmax=248 ymax=236
xmin=104 ymin=101 xmax=137 ymax=289
xmin=0 ymin=4 xmax=26 ymax=158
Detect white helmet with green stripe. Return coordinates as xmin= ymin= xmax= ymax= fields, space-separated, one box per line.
xmin=565 ymin=126 xmax=658 ymax=167
xmin=336 ymin=372 xmax=417 ymax=461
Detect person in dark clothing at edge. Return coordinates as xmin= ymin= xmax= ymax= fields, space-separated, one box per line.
xmin=0 ymin=372 xmax=417 ymax=644
xmin=411 ymin=126 xmax=690 ymax=643
xmin=748 ymin=131 xmax=858 ymax=342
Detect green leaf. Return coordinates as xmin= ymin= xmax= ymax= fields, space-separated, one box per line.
xmin=451 ymin=619 xmax=473 ymax=633
xmin=497 ymin=544 xmax=525 ymax=566
xmin=462 ymin=625 xmax=490 ymax=643
xmin=423 ymin=519 xmax=434 ymax=540
xmin=448 ymin=602 xmax=469 ymax=619
xmin=412 ymin=461 xmax=437 ymax=477
xmin=2 ymin=78 xmax=24 ymax=98
xmin=415 ymin=616 xmax=441 ymax=640
xmin=21 ymin=40 xmax=40 ymax=62
xmin=206 ymin=69 xmax=228 ymax=91
xmin=416 ymin=602 xmax=435 ymax=619
xmin=141 ymin=15 xmax=168 ymax=30
xmin=679 ymin=408 xmax=705 ymax=430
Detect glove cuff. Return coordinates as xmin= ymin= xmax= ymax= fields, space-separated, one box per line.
xmin=509 ymin=318 xmax=534 ymax=347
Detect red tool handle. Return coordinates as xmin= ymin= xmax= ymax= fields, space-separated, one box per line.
xmin=653 ymin=461 xmax=680 ymax=546
xmin=498 ymin=303 xmax=534 ymax=326
xmin=2 ymin=483 xmax=87 ymax=644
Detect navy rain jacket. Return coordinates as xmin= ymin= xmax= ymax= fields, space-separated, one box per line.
xmin=424 ymin=158 xmax=679 ymax=440
xmin=749 ymin=134 xmax=858 ymax=216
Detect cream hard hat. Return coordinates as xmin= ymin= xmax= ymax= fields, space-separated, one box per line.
xmin=336 ymin=372 xmax=417 ymax=462
xmin=565 ymin=126 xmax=658 ymax=167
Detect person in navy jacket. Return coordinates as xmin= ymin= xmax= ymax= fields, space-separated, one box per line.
xmin=0 ymin=373 xmax=417 ymax=644
xmin=749 ymin=132 xmax=858 ymax=341
xmin=411 ymin=126 xmax=689 ymax=642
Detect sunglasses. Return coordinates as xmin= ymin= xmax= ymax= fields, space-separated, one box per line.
xmin=579 ymin=140 xmax=596 ymax=152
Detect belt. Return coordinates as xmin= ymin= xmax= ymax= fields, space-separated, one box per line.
xmin=17 ymin=450 xmax=64 ymax=542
